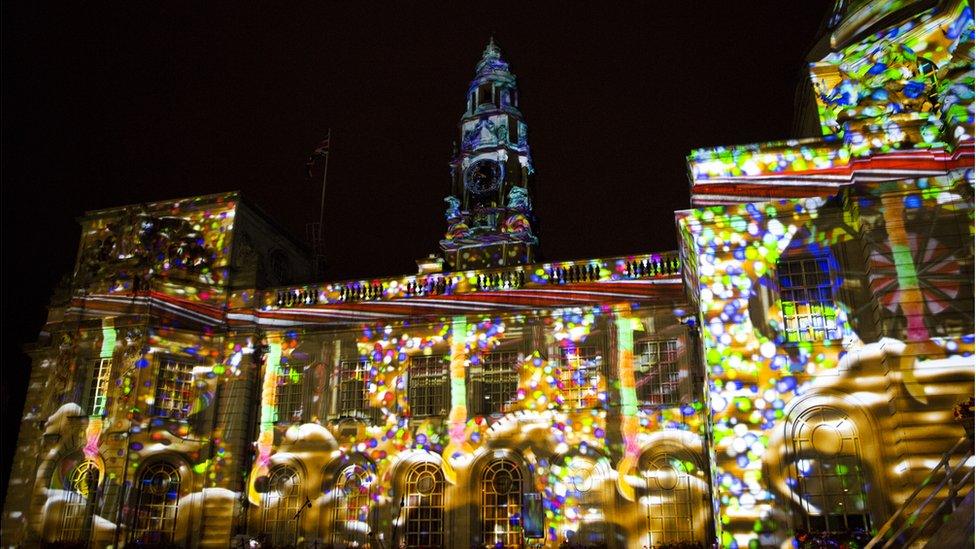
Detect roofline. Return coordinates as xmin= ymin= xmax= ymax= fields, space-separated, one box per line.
xmin=75 ymin=190 xmax=311 ymax=254
xmin=78 ymin=190 xmax=242 ymax=220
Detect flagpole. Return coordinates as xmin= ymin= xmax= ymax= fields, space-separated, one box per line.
xmin=318 ymin=129 xmax=331 ymax=228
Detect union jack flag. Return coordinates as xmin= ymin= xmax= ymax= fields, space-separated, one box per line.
xmin=306 ymin=131 xmax=331 ymax=178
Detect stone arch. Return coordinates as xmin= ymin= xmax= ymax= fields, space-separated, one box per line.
xmin=259 ymin=462 xmax=306 ymax=547
xmin=632 ymin=431 xmax=711 ymax=548
xmin=480 ymin=459 xmax=525 ymax=548
xmin=399 ymin=459 xmax=448 ymax=548
xmin=319 ymin=452 xmax=377 ymax=547
xmin=40 ymin=450 xmax=105 ymax=544
xmin=771 ymin=390 xmax=888 ymax=534
xmin=468 ymin=447 xmax=532 ymax=485
xmin=320 ymin=451 xmax=376 ymax=492
xmin=550 ymin=445 xmax=617 ymax=548
xmin=479 ymin=412 xmax=561 ymax=457
xmin=29 ymin=403 xmax=88 ymax=538
xmin=384 ymin=449 xmax=443 ymax=499
xmin=246 ymin=455 xmax=307 ymax=545
xmin=127 ymin=455 xmax=191 ymax=546
xmin=570 ymin=455 xmax=616 ymax=548
xmin=468 ymin=448 xmax=532 ymax=548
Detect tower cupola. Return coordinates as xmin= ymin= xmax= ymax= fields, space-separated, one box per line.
xmin=439 ymin=38 xmax=537 ymax=271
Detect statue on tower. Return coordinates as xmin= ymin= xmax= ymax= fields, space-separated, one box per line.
xmin=444 ymin=196 xmax=461 ymax=220
xmin=502 ymin=186 xmax=533 ymax=236
xmin=506 ymin=186 xmax=531 ymax=211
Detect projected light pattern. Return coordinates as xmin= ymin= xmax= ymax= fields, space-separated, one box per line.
xmin=6 ymin=1 xmax=975 ymax=547
xmin=812 ymin=1 xmax=974 ymax=150
xmin=688 ymin=0 xmax=973 ymax=209
xmin=677 ymin=169 xmax=974 ymax=548
xmin=75 ymin=192 xmax=238 ymax=303
xmin=236 ymin=305 xmax=704 ymax=547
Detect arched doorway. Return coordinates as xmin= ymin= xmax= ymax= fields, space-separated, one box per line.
xmin=481 ymin=460 xmax=524 ymax=548
xmin=330 ymin=463 xmax=373 ymax=547
xmin=51 ymin=458 xmax=100 ymax=544
xmin=261 ymin=464 xmax=304 ymax=547
xmin=129 ymin=461 xmax=180 ymax=545
xmin=640 ymin=451 xmax=695 ymax=547
xmin=787 ymin=406 xmax=871 ymax=533
xmin=401 ymin=462 xmax=445 ymax=548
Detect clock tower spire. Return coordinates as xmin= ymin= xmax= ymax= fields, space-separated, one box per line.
xmin=439 ymin=38 xmax=537 ymax=271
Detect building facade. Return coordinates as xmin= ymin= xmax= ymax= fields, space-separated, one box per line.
xmin=3 ymin=1 xmax=974 ymax=548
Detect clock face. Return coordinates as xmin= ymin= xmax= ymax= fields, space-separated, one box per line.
xmin=465 ymin=160 xmax=501 ymax=195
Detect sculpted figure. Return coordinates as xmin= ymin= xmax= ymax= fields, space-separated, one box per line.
xmin=444 ymin=196 xmax=461 ymax=220
xmin=507 ymin=186 xmax=531 ymax=211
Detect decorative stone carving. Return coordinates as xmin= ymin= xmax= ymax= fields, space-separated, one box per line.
xmin=78 ymin=213 xmax=218 ymax=285
xmin=444 ymin=196 xmax=461 ymax=221
xmin=506 ymin=186 xmax=531 ymax=211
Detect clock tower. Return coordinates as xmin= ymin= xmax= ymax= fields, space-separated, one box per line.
xmin=439 ymin=38 xmax=537 ymax=271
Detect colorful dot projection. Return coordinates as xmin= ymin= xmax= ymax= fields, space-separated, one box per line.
xmin=236 ymin=305 xmax=706 ymax=546
xmin=76 ymin=194 xmax=237 ymax=305
xmin=14 ymin=3 xmax=974 ymax=547
xmin=813 ymin=2 xmax=974 ymax=151
xmin=678 ymin=169 xmax=973 ymax=548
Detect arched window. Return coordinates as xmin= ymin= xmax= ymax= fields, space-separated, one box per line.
xmin=262 ymin=465 xmax=303 ymax=547
xmin=641 ymin=452 xmax=695 ymax=547
xmin=403 ymin=462 xmax=445 ymax=548
xmin=331 ymin=464 xmax=373 ymax=546
xmin=54 ymin=459 xmax=100 ymax=543
xmin=481 ymin=460 xmax=523 ymax=549
xmin=565 ymin=455 xmax=609 ymax=546
xmin=130 ymin=462 xmax=180 ymax=545
xmin=788 ymin=406 xmax=871 ymax=533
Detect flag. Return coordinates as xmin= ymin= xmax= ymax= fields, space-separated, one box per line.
xmin=306 ymin=131 xmax=331 ymax=178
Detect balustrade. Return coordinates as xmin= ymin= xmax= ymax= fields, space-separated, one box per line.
xmin=268 ymin=252 xmax=680 ymax=309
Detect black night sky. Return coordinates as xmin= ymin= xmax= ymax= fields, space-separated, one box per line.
xmin=1 ymin=2 xmax=833 ymax=498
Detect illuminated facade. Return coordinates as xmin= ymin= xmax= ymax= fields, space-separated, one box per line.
xmin=3 ymin=2 xmax=974 ymax=548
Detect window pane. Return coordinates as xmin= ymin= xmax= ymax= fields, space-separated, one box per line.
xmin=474 ymin=351 xmax=519 ymax=415
xmin=276 ymin=360 xmax=305 ymax=423
xmin=482 ymin=461 xmax=523 ymax=548
xmin=130 ymin=463 xmax=180 ymax=544
xmin=788 ymin=408 xmax=871 ymax=534
xmin=405 ymin=463 xmax=444 ymax=546
xmin=262 ymin=466 xmax=302 ymax=546
xmin=87 ymin=358 xmax=112 ymax=416
xmin=635 ymin=340 xmax=680 ymax=407
xmin=152 ymin=359 xmax=194 ymax=419
xmin=338 ymin=359 xmax=379 ymax=423
xmin=408 ymin=356 xmax=448 ymax=417
xmin=560 ymin=346 xmax=603 ymax=408
xmin=778 ymin=255 xmax=839 ymax=343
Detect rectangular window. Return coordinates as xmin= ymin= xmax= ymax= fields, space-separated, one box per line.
xmin=473 ymin=351 xmax=519 ymax=415
xmin=561 ymin=346 xmax=603 ymax=408
xmin=152 ymin=358 xmax=194 ymax=419
xmin=779 ymin=256 xmax=840 ymax=342
xmin=87 ymin=358 xmax=112 ymax=416
xmin=338 ymin=359 xmax=375 ymax=421
xmin=509 ymin=115 xmax=519 ymax=142
xmin=408 ymin=355 xmax=448 ymax=418
xmin=275 ymin=360 xmax=305 ymax=423
xmin=478 ymin=83 xmax=494 ymax=106
xmin=635 ymin=339 xmax=680 ymax=406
